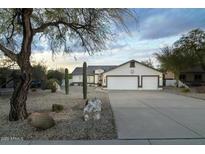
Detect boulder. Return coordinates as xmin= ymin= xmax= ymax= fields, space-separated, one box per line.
xmin=52 ymin=104 xmax=64 ymax=112
xmin=83 ymin=98 xmax=102 ymax=121
xmin=27 ymin=112 xmax=55 ymax=130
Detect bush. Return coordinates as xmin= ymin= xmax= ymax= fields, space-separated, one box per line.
xmin=32 ymin=64 xmax=47 ymax=82
xmin=46 ymin=79 xmax=58 ymax=93
xmin=45 ymin=79 xmax=58 ymax=89
xmin=181 ymin=88 xmax=190 ymax=93
xmin=51 ymin=84 xmax=57 ymax=93
xmin=52 ymin=104 xmax=64 ymax=112
xmin=47 ymin=70 xmax=64 ymax=85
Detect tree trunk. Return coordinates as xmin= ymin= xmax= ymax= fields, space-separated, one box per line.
xmin=9 ymin=65 xmax=32 ymax=120
xmin=175 ymin=72 xmax=180 ymax=88
xmin=9 ymin=9 xmax=33 ymax=121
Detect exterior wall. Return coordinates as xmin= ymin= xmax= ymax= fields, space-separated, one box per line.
xmin=72 ymin=75 xmax=94 ymax=84
xmin=94 ymin=74 xmax=98 ymax=84
xmin=185 ymin=73 xmax=194 ymax=81
xmin=103 ymin=62 xmax=163 ymax=90
xmin=165 ymin=79 xmax=176 ymax=87
xmin=72 ymin=75 xmax=82 ymax=83
xmin=165 ymin=71 xmax=175 ymax=79
xmin=87 ymin=75 xmax=94 ymax=83
xmin=165 ymin=79 xmax=188 ymax=88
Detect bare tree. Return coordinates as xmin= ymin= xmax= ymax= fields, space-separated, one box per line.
xmin=0 ymin=8 xmax=136 ymax=121
xmin=140 ymin=58 xmax=154 ymax=68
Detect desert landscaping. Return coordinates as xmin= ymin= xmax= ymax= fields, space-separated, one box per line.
xmin=0 ymin=86 xmax=117 ymax=140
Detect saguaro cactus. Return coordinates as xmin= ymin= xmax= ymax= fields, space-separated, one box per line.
xmin=83 ymin=62 xmax=87 ymax=99
xmin=65 ymin=68 xmax=69 ymax=95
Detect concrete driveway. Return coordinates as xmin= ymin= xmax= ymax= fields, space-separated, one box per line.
xmin=109 ymin=91 xmax=205 ymax=141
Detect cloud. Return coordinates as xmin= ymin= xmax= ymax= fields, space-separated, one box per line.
xmin=31 ymin=9 xmax=205 ymax=70
xmin=136 ymin=9 xmax=205 ymax=40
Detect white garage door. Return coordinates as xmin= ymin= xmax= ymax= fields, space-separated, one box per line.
xmin=142 ymin=76 xmax=158 ymax=90
xmin=107 ymin=76 xmax=138 ymax=90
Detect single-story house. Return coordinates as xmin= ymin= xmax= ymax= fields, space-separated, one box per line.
xmin=102 ymin=60 xmax=163 ymax=90
xmin=179 ymin=65 xmax=205 ymax=86
xmin=72 ymin=60 xmax=163 ymax=90
xmin=72 ymin=65 xmax=117 ymax=86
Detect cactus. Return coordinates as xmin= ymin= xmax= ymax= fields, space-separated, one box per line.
xmin=65 ymin=68 xmax=69 ymax=95
xmin=83 ymin=62 xmax=87 ymax=99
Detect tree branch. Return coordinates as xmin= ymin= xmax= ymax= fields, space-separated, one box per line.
xmin=33 ymin=21 xmax=89 ymax=34
xmin=0 ymin=43 xmax=17 ymax=61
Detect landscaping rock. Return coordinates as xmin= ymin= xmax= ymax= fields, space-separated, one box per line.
xmin=52 ymin=104 xmax=64 ymax=112
xmin=27 ymin=112 xmax=55 ymax=130
xmin=83 ymin=98 xmax=102 ymax=121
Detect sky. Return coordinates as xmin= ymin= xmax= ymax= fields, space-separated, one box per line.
xmin=32 ymin=8 xmax=205 ymax=72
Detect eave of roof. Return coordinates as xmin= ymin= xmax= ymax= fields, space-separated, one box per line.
xmin=72 ymin=65 xmax=117 ymax=75
xmin=103 ymin=59 xmax=162 ymax=74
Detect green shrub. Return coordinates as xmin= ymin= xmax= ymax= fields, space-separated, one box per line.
xmin=46 ymin=79 xmax=58 ymax=93
xmin=46 ymin=79 xmax=58 ymax=88
xmin=52 ymin=104 xmax=64 ymax=112
xmin=47 ymin=70 xmax=64 ymax=85
xmin=51 ymin=84 xmax=57 ymax=93
xmin=181 ymin=88 xmax=190 ymax=93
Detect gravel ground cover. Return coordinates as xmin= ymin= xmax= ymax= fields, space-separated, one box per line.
xmin=0 ymin=86 xmax=117 ymax=140
xmin=163 ymin=87 xmax=205 ymax=100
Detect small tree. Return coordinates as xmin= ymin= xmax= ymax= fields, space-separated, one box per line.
xmin=155 ymin=46 xmax=187 ymax=87
xmin=83 ymin=62 xmax=87 ymax=99
xmin=173 ymin=29 xmax=205 ymax=70
xmin=65 ymin=68 xmax=69 ymax=95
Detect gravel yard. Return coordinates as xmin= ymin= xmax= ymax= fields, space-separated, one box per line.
xmin=0 ymin=86 xmax=117 ymax=140
xmin=164 ymin=87 xmax=205 ymax=100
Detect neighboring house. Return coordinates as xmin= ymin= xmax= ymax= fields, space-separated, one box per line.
xmin=72 ymin=65 xmax=117 ymax=86
xmin=102 ymin=60 xmax=163 ymax=90
xmin=164 ymin=71 xmax=177 ymax=87
xmin=72 ymin=59 xmax=163 ymax=90
xmin=179 ymin=66 xmax=205 ymax=86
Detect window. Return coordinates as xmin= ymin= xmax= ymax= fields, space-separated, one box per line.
xmin=130 ymin=61 xmax=135 ymax=68
xmin=195 ymin=74 xmax=202 ymax=81
xmin=179 ymin=74 xmax=186 ymax=81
